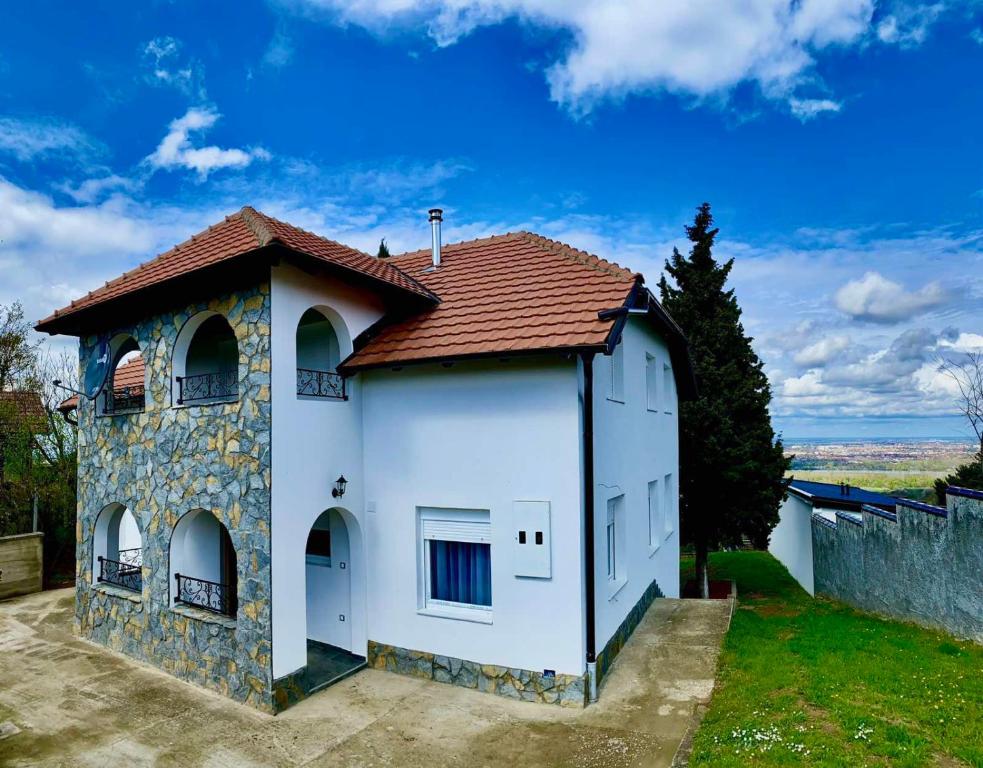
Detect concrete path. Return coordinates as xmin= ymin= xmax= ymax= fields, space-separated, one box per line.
xmin=0 ymin=589 xmax=730 ymax=767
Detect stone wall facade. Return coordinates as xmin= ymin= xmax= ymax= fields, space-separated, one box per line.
xmin=367 ymin=641 xmax=588 ymax=707
xmin=812 ymin=487 xmax=983 ymax=643
xmin=75 ymin=284 xmax=275 ymax=710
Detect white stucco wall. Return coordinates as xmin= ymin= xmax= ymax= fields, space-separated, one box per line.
xmin=769 ymin=493 xmax=816 ymax=595
xmin=270 ymin=262 xmax=386 ymax=678
xmin=590 ymin=317 xmax=681 ymax=651
xmin=361 ymin=357 xmax=586 ymax=677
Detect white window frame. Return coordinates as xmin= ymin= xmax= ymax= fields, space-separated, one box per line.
xmin=663 ymin=361 xmax=675 ymax=414
xmin=418 ymin=508 xmax=493 ymax=623
xmin=663 ymin=473 xmax=675 ymax=538
xmin=608 ymin=341 xmax=625 ymax=403
xmin=606 ymin=494 xmax=627 ymax=597
xmin=647 ymin=479 xmax=660 ymax=555
xmin=645 ymin=352 xmax=659 ymax=412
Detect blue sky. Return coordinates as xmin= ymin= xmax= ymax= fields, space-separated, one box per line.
xmin=1 ymin=0 xmax=981 ymax=439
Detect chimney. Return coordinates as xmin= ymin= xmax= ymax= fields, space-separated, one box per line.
xmin=429 ymin=208 xmax=443 ymax=268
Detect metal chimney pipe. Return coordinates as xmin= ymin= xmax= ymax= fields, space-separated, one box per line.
xmin=429 ymin=208 xmax=443 ymax=268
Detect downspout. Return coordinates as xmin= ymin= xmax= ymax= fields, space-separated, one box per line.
xmin=582 ymin=352 xmax=598 ymax=703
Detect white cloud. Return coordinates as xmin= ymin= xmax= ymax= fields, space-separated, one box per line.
xmin=280 ymin=0 xmax=886 ymax=114
xmin=0 ymin=117 xmax=100 ymax=163
xmin=834 ymin=271 xmax=948 ymax=322
xmin=56 ymin=174 xmax=139 ymax=204
xmin=142 ymin=36 xmax=207 ymax=98
xmin=793 ymin=334 xmax=851 ymax=366
xmin=263 ymin=27 xmax=295 ymax=68
xmin=789 ymin=97 xmax=842 ymax=120
xmin=146 ymin=108 xmax=271 ymax=179
xmin=876 ymin=2 xmax=945 ymax=47
xmin=940 ymin=332 xmax=983 ymax=352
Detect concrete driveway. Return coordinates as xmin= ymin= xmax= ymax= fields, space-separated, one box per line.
xmin=0 ymin=589 xmax=730 ymax=767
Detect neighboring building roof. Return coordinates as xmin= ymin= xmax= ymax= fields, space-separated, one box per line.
xmin=0 ymin=391 xmax=48 ymax=434
xmin=788 ymin=479 xmax=897 ymax=512
xmin=341 ymin=231 xmax=678 ymax=372
xmin=58 ymin=355 xmax=145 ymax=414
xmin=35 ymin=207 xmax=436 ymax=335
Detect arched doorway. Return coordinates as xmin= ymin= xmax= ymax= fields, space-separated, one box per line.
xmin=304 ymin=508 xmax=364 ymax=688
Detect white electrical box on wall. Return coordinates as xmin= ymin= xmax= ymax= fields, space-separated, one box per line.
xmin=512 ymin=500 xmax=551 ymax=578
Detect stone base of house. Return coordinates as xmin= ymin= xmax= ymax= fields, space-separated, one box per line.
xmin=595 ymin=577 xmax=663 ymax=687
xmin=366 ymin=641 xmax=588 ymax=707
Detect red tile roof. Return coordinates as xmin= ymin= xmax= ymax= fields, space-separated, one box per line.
xmin=341 ymin=232 xmax=640 ymax=371
xmin=36 ymin=207 xmax=435 ymax=333
xmin=0 ymin=391 xmax=47 ymax=434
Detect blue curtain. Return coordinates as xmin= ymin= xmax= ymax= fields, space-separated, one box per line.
xmin=429 ymin=541 xmax=492 ymax=607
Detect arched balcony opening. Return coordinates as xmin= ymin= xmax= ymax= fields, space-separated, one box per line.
xmin=173 ymin=312 xmax=239 ymax=406
xmin=296 ymin=308 xmax=346 ymax=400
xmin=170 ymin=509 xmax=238 ymax=618
xmin=98 ymin=335 xmax=145 ymax=416
xmin=92 ymin=503 xmax=143 ymax=592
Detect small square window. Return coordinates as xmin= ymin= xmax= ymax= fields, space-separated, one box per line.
xmin=420 ymin=509 xmax=492 ymax=617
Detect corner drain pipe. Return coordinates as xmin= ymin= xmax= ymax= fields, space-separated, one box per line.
xmin=582 ymin=352 xmax=598 ymax=703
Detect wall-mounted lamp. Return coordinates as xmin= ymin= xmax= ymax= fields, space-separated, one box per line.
xmin=332 ymin=475 xmax=348 ymax=499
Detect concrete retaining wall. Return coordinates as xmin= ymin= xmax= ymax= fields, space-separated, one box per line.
xmin=812 ymin=487 xmax=982 ymax=643
xmin=0 ymin=533 xmax=43 ymax=600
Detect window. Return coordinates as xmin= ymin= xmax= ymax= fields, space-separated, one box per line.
xmin=647 ymin=480 xmax=660 ymax=552
xmin=664 ymin=473 xmax=675 ymax=537
xmin=663 ymin=362 xmax=675 ymax=413
xmin=170 ymin=508 xmax=238 ymax=618
xmin=306 ymin=527 xmax=331 ymax=567
xmin=296 ymin=308 xmax=346 ymax=399
xmin=99 ymin=335 xmax=145 ymax=416
xmin=92 ymin=503 xmax=142 ymax=593
xmin=609 ymin=341 xmax=625 ymax=402
xmin=420 ymin=509 xmax=491 ymax=617
xmin=606 ymin=494 xmax=626 ymax=594
xmin=645 ymin=353 xmax=658 ymax=411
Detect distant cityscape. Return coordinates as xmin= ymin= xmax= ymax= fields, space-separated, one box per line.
xmin=785 ymin=438 xmax=976 ymax=472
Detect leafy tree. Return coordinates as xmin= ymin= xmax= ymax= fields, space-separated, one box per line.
xmin=377 ymin=238 xmax=392 ymax=258
xmin=659 ymin=203 xmax=790 ymax=597
xmin=0 ymin=301 xmax=41 ymax=390
xmin=934 ymin=454 xmax=983 ymax=505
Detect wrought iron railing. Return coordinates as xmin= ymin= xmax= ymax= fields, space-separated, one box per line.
xmin=97 ymin=555 xmax=142 ymax=592
xmin=176 ymin=371 xmax=238 ymax=405
xmin=104 ymin=385 xmax=145 ymax=414
xmin=175 ymin=573 xmax=236 ymax=617
xmin=296 ymin=368 xmax=347 ymax=400
xmin=117 ymin=547 xmax=142 ymax=568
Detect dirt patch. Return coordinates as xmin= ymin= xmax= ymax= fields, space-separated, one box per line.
xmin=682 ymin=580 xmax=732 ymax=599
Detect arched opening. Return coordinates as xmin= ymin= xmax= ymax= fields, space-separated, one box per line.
xmin=296 ymin=308 xmax=346 ymax=400
xmin=170 ymin=509 xmax=237 ymax=618
xmin=99 ymin=335 xmax=145 ymax=415
xmin=304 ymin=508 xmax=364 ymax=687
xmin=92 ymin=503 xmax=142 ymax=592
xmin=173 ymin=312 xmax=239 ymax=406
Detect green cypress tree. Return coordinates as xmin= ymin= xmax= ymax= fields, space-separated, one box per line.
xmin=659 ymin=203 xmax=790 ymax=596
xmin=376 ymin=238 xmax=392 ymax=259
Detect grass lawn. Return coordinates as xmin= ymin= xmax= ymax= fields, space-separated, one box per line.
xmin=682 ymin=551 xmax=983 ymax=767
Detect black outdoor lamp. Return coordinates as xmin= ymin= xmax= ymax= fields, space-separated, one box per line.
xmin=332 ymin=475 xmax=348 ymax=499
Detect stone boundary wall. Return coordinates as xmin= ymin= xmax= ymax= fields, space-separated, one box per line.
xmin=75 ymin=284 xmax=275 ymax=710
xmin=812 ymin=487 xmax=982 ymax=643
xmin=366 ymin=641 xmax=588 ymax=707
xmin=595 ymin=577 xmax=663 ymax=686
xmin=0 ymin=533 xmax=43 ymax=600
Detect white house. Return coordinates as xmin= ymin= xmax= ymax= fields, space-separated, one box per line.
xmin=769 ymin=479 xmax=897 ymax=595
xmin=38 ymin=206 xmax=693 ymax=712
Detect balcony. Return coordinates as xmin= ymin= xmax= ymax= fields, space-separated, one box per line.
xmin=296 ymin=368 xmax=347 ymax=400
xmin=176 ymin=371 xmax=238 ymax=405
xmin=103 ymin=385 xmax=145 ymax=415
xmin=97 ymin=552 xmax=142 ymax=593
xmin=175 ymin=573 xmax=237 ymax=618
